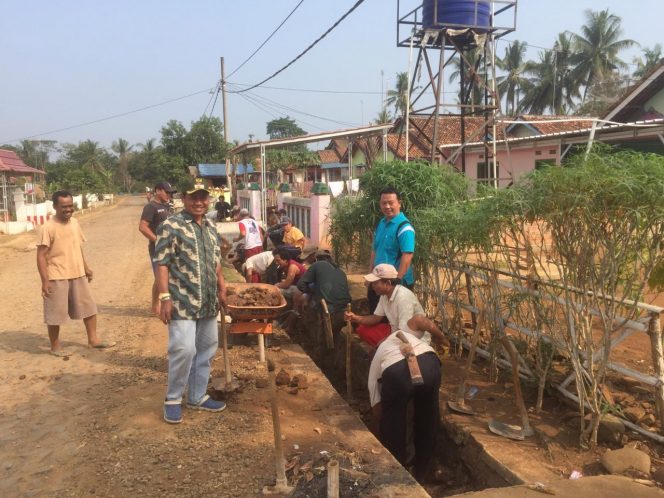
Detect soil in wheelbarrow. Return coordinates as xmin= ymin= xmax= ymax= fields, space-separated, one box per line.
xmin=227 ymin=286 xmax=282 ymax=307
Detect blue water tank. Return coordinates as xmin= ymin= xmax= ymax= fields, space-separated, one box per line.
xmin=422 ymin=0 xmax=491 ymax=30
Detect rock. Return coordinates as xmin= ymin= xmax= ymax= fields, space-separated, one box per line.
xmin=641 ymin=413 xmax=656 ymax=427
xmin=18 ymin=375 xmax=26 ymax=380
xmin=597 ymin=414 xmax=625 ymax=446
xmin=653 ymin=466 xmax=664 ymax=484
xmin=641 ymin=401 xmax=653 ymax=411
xmin=600 ymin=384 xmax=615 ymax=405
xmin=275 ymin=369 xmax=290 ymax=386
xmin=624 ymin=406 xmax=647 ymax=423
xmin=255 ymin=378 xmax=268 ymax=389
xmin=600 ymin=448 xmax=651 ymax=477
xmin=287 ymin=387 xmax=298 ymax=395
xmin=614 ymin=392 xmax=636 ymax=406
xmin=289 ymin=374 xmax=308 ymax=389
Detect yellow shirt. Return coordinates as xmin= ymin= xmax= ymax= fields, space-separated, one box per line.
xmin=283 ymin=226 xmax=305 ymax=250
xmin=38 ymin=218 xmax=86 ymax=280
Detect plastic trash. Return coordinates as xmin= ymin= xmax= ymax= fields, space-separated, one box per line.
xmin=465 ymin=386 xmax=480 ymax=400
xmin=569 ymin=470 xmax=583 ymax=479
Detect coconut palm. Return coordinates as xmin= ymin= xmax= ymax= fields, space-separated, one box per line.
xmin=569 ymin=9 xmax=636 ymax=103
xmin=448 ymin=46 xmax=484 ymax=112
xmin=112 ymin=138 xmax=134 ymax=192
xmin=497 ymin=40 xmax=528 ymax=115
xmin=632 ymin=44 xmax=663 ymax=80
xmin=385 ymin=72 xmax=410 ymax=121
xmin=373 ymin=108 xmax=392 ymax=125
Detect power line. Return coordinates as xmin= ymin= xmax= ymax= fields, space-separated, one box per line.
xmin=226 ymin=0 xmax=306 ymax=80
xmin=230 ymin=82 xmax=383 ymax=95
xmin=240 ymin=89 xmax=360 ymax=127
xmin=1 ymin=87 xmax=214 ymax=144
xmin=231 ymin=0 xmax=368 ymax=93
xmin=237 ymin=91 xmax=327 ymax=132
xmin=203 ymin=81 xmax=220 ymax=116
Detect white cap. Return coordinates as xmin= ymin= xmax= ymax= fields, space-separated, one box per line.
xmin=364 ymin=264 xmax=399 ymax=282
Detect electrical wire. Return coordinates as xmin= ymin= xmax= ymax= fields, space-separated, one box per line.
xmin=237 ymin=91 xmax=326 ymax=132
xmin=226 ymin=0 xmax=306 ymax=80
xmin=230 ymin=82 xmax=382 ymax=95
xmin=208 ymin=85 xmax=221 ymax=118
xmin=203 ymin=80 xmax=220 ymax=116
xmin=1 ymin=87 xmax=215 ymax=144
xmin=231 ymin=0 xmax=368 ymax=93
xmin=236 ymin=87 xmax=360 ymax=128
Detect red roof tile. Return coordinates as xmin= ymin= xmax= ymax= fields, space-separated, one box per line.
xmin=0 ymin=149 xmax=44 ymax=175
xmin=514 ymin=115 xmax=592 ymax=134
xmin=318 ymin=149 xmax=340 ymax=163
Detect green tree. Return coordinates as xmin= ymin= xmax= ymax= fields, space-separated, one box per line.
xmin=373 ymin=108 xmax=392 ymax=125
xmin=632 ymin=44 xmax=663 ymax=80
xmin=46 ymin=141 xmax=116 ymax=199
xmin=497 ymin=40 xmax=528 ymax=115
xmin=386 ymin=72 xmax=411 ymax=121
xmin=570 ymin=9 xmax=636 ymax=104
xmin=266 ymin=116 xmax=306 ymax=140
xmin=111 ymin=138 xmax=134 ymax=192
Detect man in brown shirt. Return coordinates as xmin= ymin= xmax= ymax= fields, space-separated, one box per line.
xmin=37 ymin=191 xmax=115 ymax=356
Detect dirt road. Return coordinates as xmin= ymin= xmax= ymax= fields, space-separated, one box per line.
xmin=0 ymin=197 xmax=275 ymax=497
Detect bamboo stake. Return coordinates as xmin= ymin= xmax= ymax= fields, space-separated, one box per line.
xmin=648 ymin=312 xmax=664 ymax=434
xmin=327 ymin=459 xmax=339 ymax=498
xmin=345 ymin=303 xmax=353 ymax=398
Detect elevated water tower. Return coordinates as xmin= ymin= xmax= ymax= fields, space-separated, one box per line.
xmin=396 ymin=0 xmax=517 ymax=186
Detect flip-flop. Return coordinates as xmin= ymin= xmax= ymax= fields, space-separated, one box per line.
xmin=91 ymin=341 xmax=117 ymax=349
xmin=50 ymin=349 xmax=73 ymax=357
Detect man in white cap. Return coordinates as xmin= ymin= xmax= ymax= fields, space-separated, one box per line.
xmin=234 ymin=208 xmax=263 ymax=260
xmin=345 ymin=264 xmax=448 ymax=347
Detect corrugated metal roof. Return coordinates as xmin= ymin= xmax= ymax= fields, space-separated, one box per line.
xmin=197 ymin=163 xmax=254 ymax=177
xmin=321 ymin=162 xmax=347 ymax=170
xmin=0 ymin=149 xmax=45 ymax=175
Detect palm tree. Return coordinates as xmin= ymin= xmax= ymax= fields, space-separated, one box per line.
xmin=518 ymin=43 xmax=574 ymax=115
xmin=632 ymin=44 xmax=663 ymax=80
xmin=497 ymin=40 xmax=528 ymax=115
xmin=385 ymin=72 xmax=410 ymax=121
xmin=112 ymin=138 xmax=134 ymax=192
xmin=449 ymin=47 xmax=484 ymax=112
xmin=569 ymin=9 xmax=636 ymax=103
xmin=373 ymin=108 xmax=392 ymax=124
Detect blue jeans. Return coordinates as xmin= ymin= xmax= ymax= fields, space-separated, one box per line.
xmin=166 ymin=317 xmax=218 ymax=405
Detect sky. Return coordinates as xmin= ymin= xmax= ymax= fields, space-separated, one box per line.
xmin=1 ymin=0 xmax=662 ymax=151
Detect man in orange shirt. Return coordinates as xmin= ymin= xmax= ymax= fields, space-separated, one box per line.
xmin=281 ymin=217 xmax=305 ymax=250
xmin=36 ymin=191 xmax=116 ymax=356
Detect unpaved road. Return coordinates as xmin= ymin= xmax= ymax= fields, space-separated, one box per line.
xmin=0 ymin=197 xmax=279 ymax=497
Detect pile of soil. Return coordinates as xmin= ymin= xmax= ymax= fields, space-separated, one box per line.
xmin=227 ymin=286 xmax=282 ymax=307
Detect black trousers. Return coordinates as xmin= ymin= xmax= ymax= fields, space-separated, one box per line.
xmin=379 ymin=352 xmax=441 ymax=476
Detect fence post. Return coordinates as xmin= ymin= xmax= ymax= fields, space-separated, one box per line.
xmin=648 ymin=312 xmax=664 ymax=434
xmin=276 ymin=191 xmax=291 ymax=210
xmin=309 ymin=193 xmax=330 ymax=249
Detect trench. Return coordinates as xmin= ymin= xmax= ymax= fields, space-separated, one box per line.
xmin=285 ymin=305 xmax=513 ymax=497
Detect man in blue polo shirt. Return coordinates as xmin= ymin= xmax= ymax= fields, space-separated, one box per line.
xmin=368 ymin=187 xmax=415 ymax=312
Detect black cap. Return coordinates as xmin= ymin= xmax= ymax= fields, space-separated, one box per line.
xmin=154 ymin=181 xmax=177 ymax=193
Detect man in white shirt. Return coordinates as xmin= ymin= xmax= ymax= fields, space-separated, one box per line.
xmin=242 ymin=250 xmax=274 ymax=283
xmin=367 ymin=319 xmax=441 ymax=479
xmin=234 ymin=208 xmax=264 ymax=260
xmin=345 ymin=264 xmax=448 ymax=347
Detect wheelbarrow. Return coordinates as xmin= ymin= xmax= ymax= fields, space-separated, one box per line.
xmin=226 ymin=283 xmax=287 ymax=363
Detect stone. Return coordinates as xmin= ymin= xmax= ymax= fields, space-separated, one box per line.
xmin=255 ymin=378 xmax=268 ymax=389
xmin=289 ymin=374 xmax=308 ymax=389
xmin=275 ymin=369 xmax=290 ymax=386
xmin=641 ymin=413 xmax=657 ymax=427
xmin=597 ymin=414 xmax=625 ymax=446
xmin=653 ymin=466 xmax=664 ymax=484
xmin=624 ymin=406 xmax=647 ymax=423
xmin=287 ymin=387 xmax=298 ymax=395
xmin=600 ymin=448 xmax=651 ymax=477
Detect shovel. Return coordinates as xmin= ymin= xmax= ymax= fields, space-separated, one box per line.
xmin=448 ymin=310 xmax=484 ymax=416
xmin=215 ymin=308 xmax=241 ymax=392
xmin=488 ymin=335 xmax=534 ymax=440
xmin=320 ymin=300 xmax=334 ymax=350
xmin=344 ymin=303 xmax=353 ymax=398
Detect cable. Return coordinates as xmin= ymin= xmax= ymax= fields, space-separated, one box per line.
xmin=230 ymin=82 xmax=382 ymax=95
xmin=203 ymin=80 xmax=220 ymax=116
xmin=236 ymin=91 xmax=327 ymax=132
xmin=2 ymin=87 xmax=214 ymax=143
xmin=237 ymin=87 xmax=360 ymax=127
xmin=226 ymin=0 xmax=306 ymax=79
xmin=208 ymin=85 xmax=221 ymax=118
xmin=231 ymin=0 xmax=368 ymax=93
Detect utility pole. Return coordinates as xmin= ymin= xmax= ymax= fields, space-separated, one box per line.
xmin=220 ymin=57 xmax=232 ymax=201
